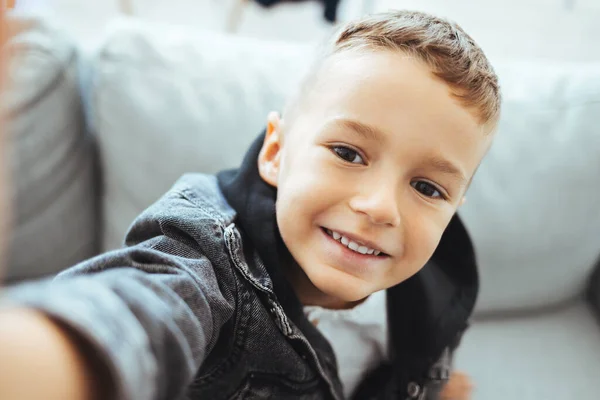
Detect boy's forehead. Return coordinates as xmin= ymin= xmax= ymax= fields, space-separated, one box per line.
xmin=294 ymin=50 xmax=477 ymax=133
xmin=314 ymin=49 xmax=425 ymax=90
xmin=304 ymin=51 xmax=450 ymax=118
xmin=286 ymin=49 xmax=431 ymax=134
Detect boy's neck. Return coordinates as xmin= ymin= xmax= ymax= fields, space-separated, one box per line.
xmin=284 ymin=261 xmax=366 ymax=310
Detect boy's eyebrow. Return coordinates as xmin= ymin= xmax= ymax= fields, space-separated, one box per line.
xmin=332 ymin=118 xmax=386 ymax=144
xmin=423 ymin=155 xmax=468 ymax=188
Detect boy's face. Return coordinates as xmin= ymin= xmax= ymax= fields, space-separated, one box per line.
xmin=259 ymin=50 xmax=493 ymax=308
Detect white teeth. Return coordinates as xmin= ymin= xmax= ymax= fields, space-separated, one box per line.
xmin=327 ymin=229 xmax=381 ymax=256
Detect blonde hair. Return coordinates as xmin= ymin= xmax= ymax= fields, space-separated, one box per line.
xmin=287 ymin=10 xmax=501 ymax=131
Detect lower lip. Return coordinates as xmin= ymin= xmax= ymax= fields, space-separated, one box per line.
xmin=319 ymin=227 xmax=387 ymax=277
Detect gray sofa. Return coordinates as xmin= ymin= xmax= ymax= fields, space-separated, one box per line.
xmin=4 ymin=14 xmax=600 ymax=400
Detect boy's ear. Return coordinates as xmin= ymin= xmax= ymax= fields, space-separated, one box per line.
xmin=258 ymin=112 xmax=283 ymax=187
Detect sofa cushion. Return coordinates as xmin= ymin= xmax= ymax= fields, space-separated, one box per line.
xmin=88 ymin=19 xmax=312 ymax=251
xmin=3 ymin=15 xmax=98 ymax=282
xmin=89 ymin=19 xmax=600 ymax=314
xmin=460 ymin=61 xmax=600 ymax=315
xmin=454 ymin=301 xmax=600 ymax=400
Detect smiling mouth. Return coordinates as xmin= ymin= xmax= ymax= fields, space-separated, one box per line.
xmin=322 ymin=228 xmax=388 ymax=257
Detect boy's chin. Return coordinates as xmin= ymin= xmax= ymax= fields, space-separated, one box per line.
xmin=311 ymin=275 xmax=376 ymax=308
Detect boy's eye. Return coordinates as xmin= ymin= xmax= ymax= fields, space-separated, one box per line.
xmin=411 ymin=180 xmax=444 ymax=199
xmin=332 ymin=146 xmax=364 ymax=164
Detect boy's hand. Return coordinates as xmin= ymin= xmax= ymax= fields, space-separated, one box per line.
xmin=0 ymin=308 xmax=106 ymax=400
xmin=440 ymin=371 xmax=474 ymax=400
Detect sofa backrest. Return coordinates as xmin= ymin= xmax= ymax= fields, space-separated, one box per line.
xmin=460 ymin=61 xmax=600 ymax=316
xmin=88 ymin=19 xmax=313 ymax=252
xmin=3 ymin=15 xmax=99 ymax=282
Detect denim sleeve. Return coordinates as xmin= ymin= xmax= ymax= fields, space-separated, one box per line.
xmin=2 ymin=190 xmax=235 ymax=400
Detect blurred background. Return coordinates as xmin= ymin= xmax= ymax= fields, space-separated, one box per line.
xmin=8 ymin=0 xmax=600 ymax=60
xmin=2 ymin=0 xmax=600 ymax=399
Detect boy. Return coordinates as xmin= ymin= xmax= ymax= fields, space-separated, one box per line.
xmin=0 ymin=10 xmax=500 ymax=400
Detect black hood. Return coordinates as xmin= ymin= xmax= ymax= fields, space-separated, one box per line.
xmin=217 ymin=131 xmax=479 ymax=375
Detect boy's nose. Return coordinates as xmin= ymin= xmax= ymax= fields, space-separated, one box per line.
xmin=349 ymin=185 xmax=401 ymax=227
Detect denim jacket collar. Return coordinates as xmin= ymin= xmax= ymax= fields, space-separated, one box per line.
xmin=217 ymin=132 xmax=304 ymax=316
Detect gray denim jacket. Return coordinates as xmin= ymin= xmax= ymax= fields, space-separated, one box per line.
xmin=4 ymin=138 xmax=478 ymax=400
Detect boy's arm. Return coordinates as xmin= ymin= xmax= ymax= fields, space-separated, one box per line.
xmin=0 ymin=190 xmax=234 ymax=400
